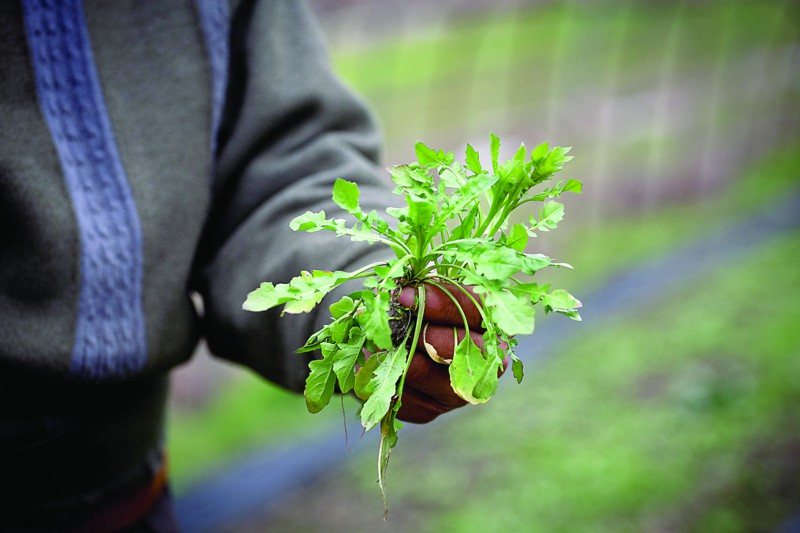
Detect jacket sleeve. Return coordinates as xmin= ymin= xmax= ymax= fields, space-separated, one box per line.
xmin=191 ymin=0 xmax=397 ymax=391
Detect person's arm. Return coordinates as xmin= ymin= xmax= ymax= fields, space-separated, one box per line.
xmin=191 ymin=0 xmax=394 ymax=391
xmin=191 ymin=0 xmax=497 ymax=423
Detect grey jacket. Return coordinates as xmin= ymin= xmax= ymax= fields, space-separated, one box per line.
xmin=0 ymin=0 xmax=392 ymax=513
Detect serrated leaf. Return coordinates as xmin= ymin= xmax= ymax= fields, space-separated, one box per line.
xmin=521 ymin=253 xmax=552 ymax=274
xmin=436 ymin=171 xmax=498 ymax=231
xmin=489 ymin=133 xmax=500 ymax=175
xmin=289 ymin=210 xmax=384 ymax=245
xmin=332 ymin=178 xmax=361 ymax=215
xmin=536 ymin=201 xmax=564 ymax=232
xmin=531 ymin=141 xmax=549 ymax=162
xmin=242 ymin=282 xmax=284 ymax=312
xmin=360 ymin=344 xmax=408 ymax=430
xmin=329 ymin=295 xmax=356 ymax=319
xmin=472 ymin=247 xmax=521 ymax=280
xmin=449 ymin=333 xmax=492 ymax=404
xmin=354 ymin=351 xmax=382 ymax=400
xmin=332 ymin=327 xmax=365 ymax=393
xmin=507 ymin=223 xmax=529 ymax=252
xmin=407 ymin=194 xmax=436 ymax=236
xmin=378 ymin=407 xmax=402 ymax=516
xmin=304 ymin=356 xmax=336 ymax=413
xmin=440 ymin=161 xmax=466 ymax=189
xmin=471 ymin=355 xmax=500 ymax=401
xmin=465 ymin=143 xmax=482 ymax=175
xmin=415 ymin=141 xmax=454 ymax=168
xmin=507 ymin=282 xmax=550 ymax=303
xmin=358 ymin=291 xmax=393 ymax=350
xmin=482 ymin=289 xmax=535 ymax=336
xmin=563 ymin=178 xmax=583 ymax=193
xmin=543 ymin=288 xmax=582 ymax=314
xmin=289 ymin=210 xmax=328 ymax=232
xmin=244 ymin=270 xmax=356 ymax=315
xmin=510 ymin=352 xmax=524 ymax=383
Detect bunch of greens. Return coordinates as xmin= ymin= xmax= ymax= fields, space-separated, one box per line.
xmin=243 ymin=135 xmax=582 ymax=510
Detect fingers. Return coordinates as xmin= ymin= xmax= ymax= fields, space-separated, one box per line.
xmin=418 ymin=324 xmax=484 ymax=363
xmin=418 ymin=324 xmax=508 ymax=365
xmin=397 ymin=353 xmax=467 ymax=423
xmin=398 ymin=283 xmax=484 ymax=330
xmin=397 ymin=387 xmax=462 ymax=424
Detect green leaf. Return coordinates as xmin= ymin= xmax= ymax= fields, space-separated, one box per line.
xmin=536 ymin=201 xmax=565 ymax=232
xmin=472 ymin=247 xmax=521 ymax=280
xmin=304 ymin=355 xmax=336 ymax=413
xmin=509 ymin=352 xmax=524 ymax=383
xmin=449 ymin=333 xmax=492 ymax=404
xmin=415 ymin=141 xmax=454 ymax=168
xmin=329 ymin=295 xmax=356 ymax=319
xmin=507 ymin=223 xmax=529 ymax=252
xmin=440 ymin=161 xmax=467 ymax=190
xmin=242 ymin=282 xmax=284 ymax=312
xmin=378 ymin=407 xmax=402 ymax=516
xmin=332 ymin=178 xmax=361 ymax=215
xmin=490 ymin=133 xmax=501 ymax=175
xmin=332 ymin=327 xmax=365 ymax=393
xmin=471 ymin=356 xmax=500 ymax=401
xmin=360 ymin=344 xmax=408 ymax=430
xmin=531 ymin=142 xmax=549 ymax=162
xmin=289 ymin=210 xmax=384 ymax=245
xmin=543 ymin=288 xmax=583 ymax=320
xmin=507 ymin=282 xmax=550 ymax=303
xmin=243 ymin=270 xmax=355 ymax=315
xmin=407 ymin=194 xmax=436 ymax=237
xmin=532 ymin=145 xmax=572 ymax=182
xmin=563 ymin=178 xmax=583 ymax=193
xmin=289 ymin=210 xmax=329 ymax=232
xmin=388 ymin=164 xmax=433 ymax=195
xmin=481 ymin=288 xmax=535 ymax=336
xmin=521 ymin=253 xmax=552 ymax=274
xmin=465 ymin=143 xmax=482 ymax=175
xmin=358 ymin=291 xmax=393 ymax=350
xmin=436 ymin=170 xmax=498 ymax=231
xmin=354 ymin=351 xmax=382 ymax=400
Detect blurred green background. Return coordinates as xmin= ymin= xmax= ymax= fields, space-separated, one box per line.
xmin=168 ymin=1 xmax=800 ymax=531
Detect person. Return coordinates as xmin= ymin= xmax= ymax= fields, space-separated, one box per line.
xmin=0 ymin=1 xmax=490 ymax=531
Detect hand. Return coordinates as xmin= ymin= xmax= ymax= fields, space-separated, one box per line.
xmin=394 ymin=283 xmax=507 ymax=424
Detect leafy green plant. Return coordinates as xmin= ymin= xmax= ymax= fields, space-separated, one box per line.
xmin=243 ymin=134 xmax=582 ymax=511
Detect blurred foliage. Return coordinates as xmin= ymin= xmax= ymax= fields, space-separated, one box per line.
xmin=168 ymin=370 xmax=361 ymax=491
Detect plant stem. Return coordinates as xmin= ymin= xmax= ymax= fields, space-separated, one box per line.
xmin=395 ymin=284 xmax=426 ymax=401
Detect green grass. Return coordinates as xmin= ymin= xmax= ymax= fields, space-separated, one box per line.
xmin=167 ymin=368 xmax=361 ymax=491
xmin=333 ymin=229 xmax=800 ymax=533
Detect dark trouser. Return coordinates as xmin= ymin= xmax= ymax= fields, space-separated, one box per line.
xmin=3 ymin=456 xmax=180 ymax=533
xmin=121 ymin=488 xmax=180 ymax=533
xmin=1 ymin=375 xmax=174 ymax=532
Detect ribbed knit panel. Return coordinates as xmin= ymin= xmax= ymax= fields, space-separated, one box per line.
xmin=23 ymin=0 xmax=147 ymax=380
xmin=196 ymin=0 xmax=230 ymax=163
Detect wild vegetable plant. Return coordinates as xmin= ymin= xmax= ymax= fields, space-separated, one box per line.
xmin=243 ymin=135 xmax=582 ymax=511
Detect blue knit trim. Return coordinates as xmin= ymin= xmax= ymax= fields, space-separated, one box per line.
xmin=196 ymin=0 xmax=230 ymax=164
xmin=23 ymin=0 xmax=147 ymax=380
